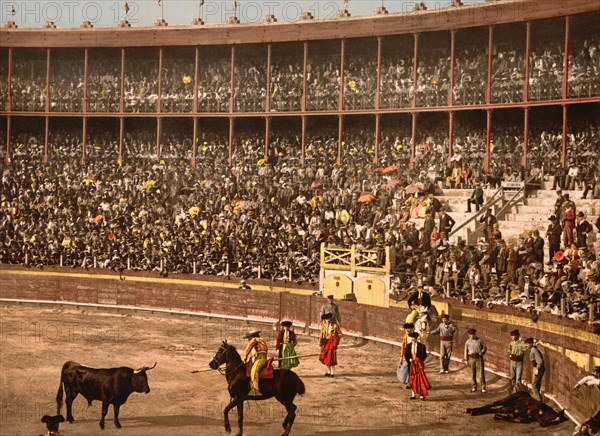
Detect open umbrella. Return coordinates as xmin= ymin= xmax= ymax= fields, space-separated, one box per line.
xmin=385 ymin=178 xmax=402 ymax=189
xmin=357 ymin=194 xmax=377 ymax=203
xmin=382 ymin=165 xmax=399 ymax=173
xmin=405 ymin=184 xmax=423 ymax=194
xmin=311 ymin=179 xmax=325 ymax=189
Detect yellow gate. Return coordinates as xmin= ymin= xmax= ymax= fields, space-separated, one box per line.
xmin=322 ymin=274 xmax=353 ymax=300
xmin=354 ymin=276 xmax=386 ymax=307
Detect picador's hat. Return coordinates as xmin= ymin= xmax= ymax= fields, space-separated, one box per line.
xmin=243 ymin=330 xmax=261 ymax=339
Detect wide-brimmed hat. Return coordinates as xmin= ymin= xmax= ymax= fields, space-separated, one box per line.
xmin=321 ymin=313 xmax=333 ymax=320
xmin=243 ymin=330 xmax=261 ymax=339
xmin=408 ymin=332 xmax=419 ymax=339
xmin=281 ymin=321 xmax=293 ymax=328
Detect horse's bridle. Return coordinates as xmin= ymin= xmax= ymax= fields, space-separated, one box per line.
xmin=210 ymin=345 xmax=229 ymax=375
xmin=211 ymin=344 xmax=245 ymax=375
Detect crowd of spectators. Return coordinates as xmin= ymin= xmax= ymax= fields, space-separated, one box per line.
xmin=527 ymin=121 xmax=600 ymax=178
xmin=344 ymin=54 xmax=377 ymax=110
xmin=454 ymin=46 xmax=487 ymax=106
xmin=49 ymin=59 xmax=84 ymax=112
xmin=306 ymin=56 xmax=340 ymax=111
xmin=491 ymin=47 xmax=525 ymax=103
xmin=380 ymin=53 xmax=414 ymax=108
xmin=10 ymin=58 xmax=47 ymax=112
xmin=87 ymin=58 xmax=121 ymax=113
xmin=270 ymin=56 xmax=303 ymax=112
xmin=0 ymin=56 xmax=8 ymax=112
xmin=416 ymin=49 xmax=450 ymax=107
xmin=124 ymin=55 xmax=160 ymax=113
xmin=161 ymin=58 xmax=195 ymax=113
xmin=390 ymin=214 xmax=600 ymax=324
xmin=1 ymin=120 xmax=598 ymax=326
xmin=568 ymin=36 xmax=600 ymax=98
xmin=2 ymin=33 xmax=599 ymax=114
xmin=234 ymin=55 xmax=266 ymax=113
xmin=529 ymin=42 xmax=564 ymax=101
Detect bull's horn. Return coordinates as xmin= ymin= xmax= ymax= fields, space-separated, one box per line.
xmin=134 ymin=362 xmax=156 ymax=374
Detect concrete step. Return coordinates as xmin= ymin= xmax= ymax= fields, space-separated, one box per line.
xmin=509 ymin=205 xmax=554 ymax=214
xmin=524 ymin=198 xmax=600 ymax=213
xmin=497 ymin=220 xmax=547 ymax=229
xmin=447 ymin=212 xmax=476 ymax=222
xmin=530 ymin=189 xmax=585 ymax=199
xmin=440 ymin=189 xmax=473 ymax=197
xmin=504 ymin=213 xmax=552 ymax=222
xmin=439 ymin=188 xmax=497 ymax=197
xmin=440 ymin=198 xmax=472 ymax=204
xmin=439 ymin=197 xmax=496 ymax=207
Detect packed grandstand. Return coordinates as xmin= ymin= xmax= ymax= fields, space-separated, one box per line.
xmin=1 ymin=0 xmax=599 ymax=327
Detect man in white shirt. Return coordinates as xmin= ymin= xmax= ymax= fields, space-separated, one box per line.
xmin=574 ymin=366 xmax=600 ymax=390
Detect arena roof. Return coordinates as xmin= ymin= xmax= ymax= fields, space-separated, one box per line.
xmin=1 ymin=0 xmax=599 ymax=48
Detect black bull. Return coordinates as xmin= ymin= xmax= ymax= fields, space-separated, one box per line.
xmin=56 ymin=360 xmax=156 ymax=429
xmin=466 ymin=391 xmax=567 ymax=427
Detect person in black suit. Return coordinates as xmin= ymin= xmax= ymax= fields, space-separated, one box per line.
xmin=439 ymin=208 xmax=456 ymax=242
xmin=407 ymin=285 xmax=431 ymax=310
xmin=404 ymin=332 xmax=430 ymax=400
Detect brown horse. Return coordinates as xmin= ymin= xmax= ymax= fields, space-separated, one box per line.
xmin=209 ymin=341 xmax=305 ymax=436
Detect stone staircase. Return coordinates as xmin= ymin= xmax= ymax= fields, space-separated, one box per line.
xmin=438 ymin=187 xmax=600 ymax=247
xmin=437 ymin=188 xmax=496 ymax=243
xmin=501 ymin=189 xmax=600 ymax=245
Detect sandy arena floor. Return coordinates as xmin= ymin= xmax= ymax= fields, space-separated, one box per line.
xmin=0 ymin=303 xmax=574 ymax=435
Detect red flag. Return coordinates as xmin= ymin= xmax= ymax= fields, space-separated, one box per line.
xmin=124 ymin=1 xmax=130 ymax=14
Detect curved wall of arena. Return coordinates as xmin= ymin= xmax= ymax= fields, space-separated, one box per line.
xmin=1 ymin=265 xmax=598 ymax=422
xmin=1 ymin=0 xmax=598 ymax=48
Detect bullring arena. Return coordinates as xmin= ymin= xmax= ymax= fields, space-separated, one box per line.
xmin=0 ymin=290 xmax=583 ymax=435
xmin=1 ymin=0 xmax=600 ymax=434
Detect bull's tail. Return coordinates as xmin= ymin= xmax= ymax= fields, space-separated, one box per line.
xmin=56 ymin=361 xmax=73 ymax=414
xmin=56 ymin=373 xmax=64 ymax=415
